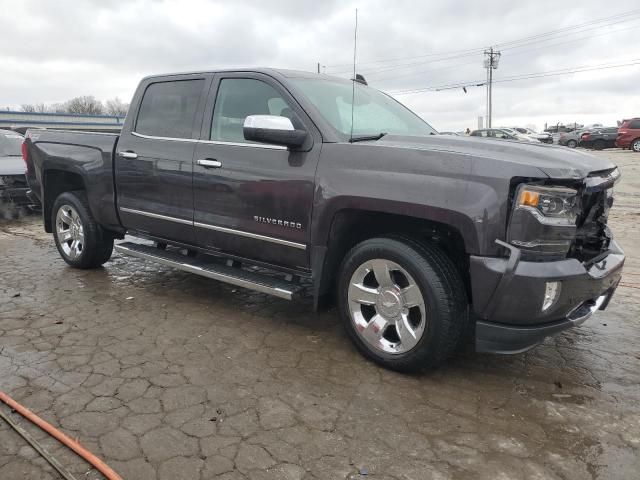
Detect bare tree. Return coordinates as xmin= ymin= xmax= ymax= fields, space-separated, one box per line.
xmin=49 ymin=103 xmax=67 ymax=113
xmin=64 ymin=96 xmax=104 ymax=115
xmin=21 ymin=103 xmax=49 ymax=113
xmin=104 ymin=97 xmax=129 ymax=116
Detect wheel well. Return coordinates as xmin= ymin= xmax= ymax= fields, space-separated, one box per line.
xmin=43 ymin=170 xmax=85 ymax=232
xmin=316 ymin=209 xmax=471 ymax=309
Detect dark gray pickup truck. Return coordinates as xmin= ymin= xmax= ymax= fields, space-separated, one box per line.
xmin=23 ymin=69 xmax=624 ymax=371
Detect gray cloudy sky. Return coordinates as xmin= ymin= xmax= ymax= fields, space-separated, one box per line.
xmin=2 ymin=0 xmax=639 ymax=131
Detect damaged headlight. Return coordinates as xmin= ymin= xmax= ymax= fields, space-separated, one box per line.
xmin=508 ymin=184 xmax=580 ymax=260
xmin=516 ymin=185 xmax=579 ymax=225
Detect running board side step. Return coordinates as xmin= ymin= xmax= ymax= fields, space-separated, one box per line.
xmin=114 ymin=242 xmax=305 ymax=300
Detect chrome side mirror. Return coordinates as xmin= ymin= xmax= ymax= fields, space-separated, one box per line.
xmin=243 ymin=115 xmax=307 ymax=148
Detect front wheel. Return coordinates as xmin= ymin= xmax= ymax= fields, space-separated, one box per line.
xmin=337 ymin=237 xmax=467 ymax=372
xmin=632 ymin=138 xmax=640 ymax=152
xmin=567 ymin=139 xmax=577 ymax=148
xmin=52 ymin=191 xmax=113 ymax=269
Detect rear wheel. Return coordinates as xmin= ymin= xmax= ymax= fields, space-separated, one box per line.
xmin=52 ymin=191 xmax=113 ymax=269
xmin=632 ymin=138 xmax=640 ymax=152
xmin=337 ymin=237 xmax=467 ymax=372
xmin=593 ymin=140 xmax=605 ymax=150
xmin=567 ymin=139 xmax=577 ymax=148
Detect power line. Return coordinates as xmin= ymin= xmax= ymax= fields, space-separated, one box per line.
xmin=337 ymin=13 xmax=640 ymax=77
xmin=326 ymin=47 xmax=484 ymax=70
xmin=329 ymin=50 xmax=482 ymax=75
xmin=388 ymin=58 xmax=640 ymax=95
xmin=368 ymin=20 xmax=639 ymax=86
xmin=325 ymin=8 xmax=640 ymax=73
xmin=498 ymin=15 xmax=640 ymax=52
xmin=494 ymin=10 xmax=640 ymax=49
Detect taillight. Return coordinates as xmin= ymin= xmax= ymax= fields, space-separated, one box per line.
xmin=581 ymin=133 xmax=590 ymax=140
xmin=21 ymin=141 xmax=28 ymax=170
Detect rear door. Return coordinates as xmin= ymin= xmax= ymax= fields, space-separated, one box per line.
xmin=191 ymin=73 xmax=322 ymax=270
xmin=115 ymin=74 xmax=211 ymax=243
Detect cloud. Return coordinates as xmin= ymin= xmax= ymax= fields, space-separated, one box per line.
xmin=1 ymin=0 xmax=639 ymax=131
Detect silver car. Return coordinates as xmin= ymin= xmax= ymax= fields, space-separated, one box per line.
xmin=558 ymin=130 xmax=586 ymax=148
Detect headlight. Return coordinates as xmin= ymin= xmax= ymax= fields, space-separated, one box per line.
xmin=508 ymin=184 xmax=580 ymax=260
xmin=516 ymin=185 xmax=578 ymax=225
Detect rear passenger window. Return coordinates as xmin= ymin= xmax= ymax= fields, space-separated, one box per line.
xmin=629 ymin=120 xmax=640 ymax=129
xmin=135 ymin=80 xmax=205 ymax=139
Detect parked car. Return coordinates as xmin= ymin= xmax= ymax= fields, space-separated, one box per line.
xmin=499 ymin=128 xmax=541 ymax=143
xmin=558 ymin=130 xmax=588 ymax=148
xmin=616 ymin=118 xmax=640 ymax=152
xmin=470 ymin=128 xmax=539 ymax=143
xmin=0 ymin=130 xmax=34 ymax=214
xmin=512 ymin=127 xmax=553 ymax=144
xmin=24 ymin=68 xmax=624 ymax=371
xmin=580 ymin=127 xmax=619 ymax=150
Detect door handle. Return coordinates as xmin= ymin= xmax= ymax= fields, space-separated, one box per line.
xmin=118 ymin=151 xmax=138 ymax=159
xmin=197 ymin=159 xmax=222 ymax=168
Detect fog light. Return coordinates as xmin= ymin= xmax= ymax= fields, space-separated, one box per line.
xmin=542 ymin=281 xmax=561 ymax=311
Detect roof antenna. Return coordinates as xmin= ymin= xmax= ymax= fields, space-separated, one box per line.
xmin=349 ymin=8 xmax=358 ymax=143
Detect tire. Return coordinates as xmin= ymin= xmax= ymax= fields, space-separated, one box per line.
xmin=593 ymin=140 xmax=605 ymax=151
xmin=632 ymin=138 xmax=640 ymax=153
xmin=337 ymin=236 xmax=467 ymax=372
xmin=52 ymin=191 xmax=113 ymax=269
xmin=567 ymin=140 xmax=577 ymax=148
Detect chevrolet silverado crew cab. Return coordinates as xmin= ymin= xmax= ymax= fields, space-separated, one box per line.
xmin=23 ymin=69 xmax=624 ymax=372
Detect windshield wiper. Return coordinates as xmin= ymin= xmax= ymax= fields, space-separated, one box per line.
xmin=349 ymin=132 xmax=387 ymax=143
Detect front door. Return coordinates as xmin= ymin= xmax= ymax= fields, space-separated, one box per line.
xmin=115 ymin=75 xmax=210 ymax=243
xmin=192 ymin=74 xmax=321 ymax=270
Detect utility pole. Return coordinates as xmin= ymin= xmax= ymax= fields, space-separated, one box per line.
xmin=483 ymin=47 xmax=501 ymax=128
xmin=317 ymin=62 xmax=321 ymax=74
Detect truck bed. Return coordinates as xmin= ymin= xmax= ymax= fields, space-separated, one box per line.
xmin=25 ymin=129 xmax=122 ymax=232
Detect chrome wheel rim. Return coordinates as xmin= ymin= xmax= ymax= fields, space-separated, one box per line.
xmin=348 ymin=259 xmax=426 ymax=355
xmin=56 ymin=205 xmax=84 ymax=260
xmin=633 ymin=140 xmax=640 ymax=152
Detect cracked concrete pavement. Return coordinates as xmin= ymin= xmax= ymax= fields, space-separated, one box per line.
xmin=1 ymin=150 xmax=639 ymax=479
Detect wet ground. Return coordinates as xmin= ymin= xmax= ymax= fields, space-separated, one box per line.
xmin=1 ymin=149 xmax=639 ymax=480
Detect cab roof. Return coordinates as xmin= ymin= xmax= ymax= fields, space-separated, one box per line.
xmin=142 ymin=68 xmax=347 ymax=83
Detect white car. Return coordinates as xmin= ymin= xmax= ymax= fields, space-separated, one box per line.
xmin=499 ymin=128 xmax=540 ymax=143
xmin=511 ymin=127 xmax=553 ymax=144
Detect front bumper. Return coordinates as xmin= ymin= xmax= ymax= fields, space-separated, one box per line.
xmin=0 ymin=186 xmax=32 ymax=207
xmin=471 ymin=239 xmax=624 ymax=353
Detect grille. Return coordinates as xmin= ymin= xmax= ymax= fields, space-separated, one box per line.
xmin=0 ymin=174 xmax=27 ymax=188
xmin=570 ymin=169 xmax=617 ymax=262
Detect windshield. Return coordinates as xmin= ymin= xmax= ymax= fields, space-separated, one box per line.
xmin=291 ymin=78 xmax=437 ymax=138
xmin=0 ymin=132 xmax=23 ymax=156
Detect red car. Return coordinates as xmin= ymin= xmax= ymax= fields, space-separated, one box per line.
xmin=616 ymin=118 xmax=640 ymax=152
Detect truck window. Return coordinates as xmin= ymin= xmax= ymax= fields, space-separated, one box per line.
xmin=135 ymin=79 xmax=205 ymax=139
xmin=210 ymin=79 xmax=296 ymax=143
xmin=291 ymin=78 xmax=436 ymax=138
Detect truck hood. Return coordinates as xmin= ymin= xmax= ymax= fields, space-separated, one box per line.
xmin=372 ymin=134 xmax=615 ymax=179
xmin=0 ymin=156 xmax=26 ymax=176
